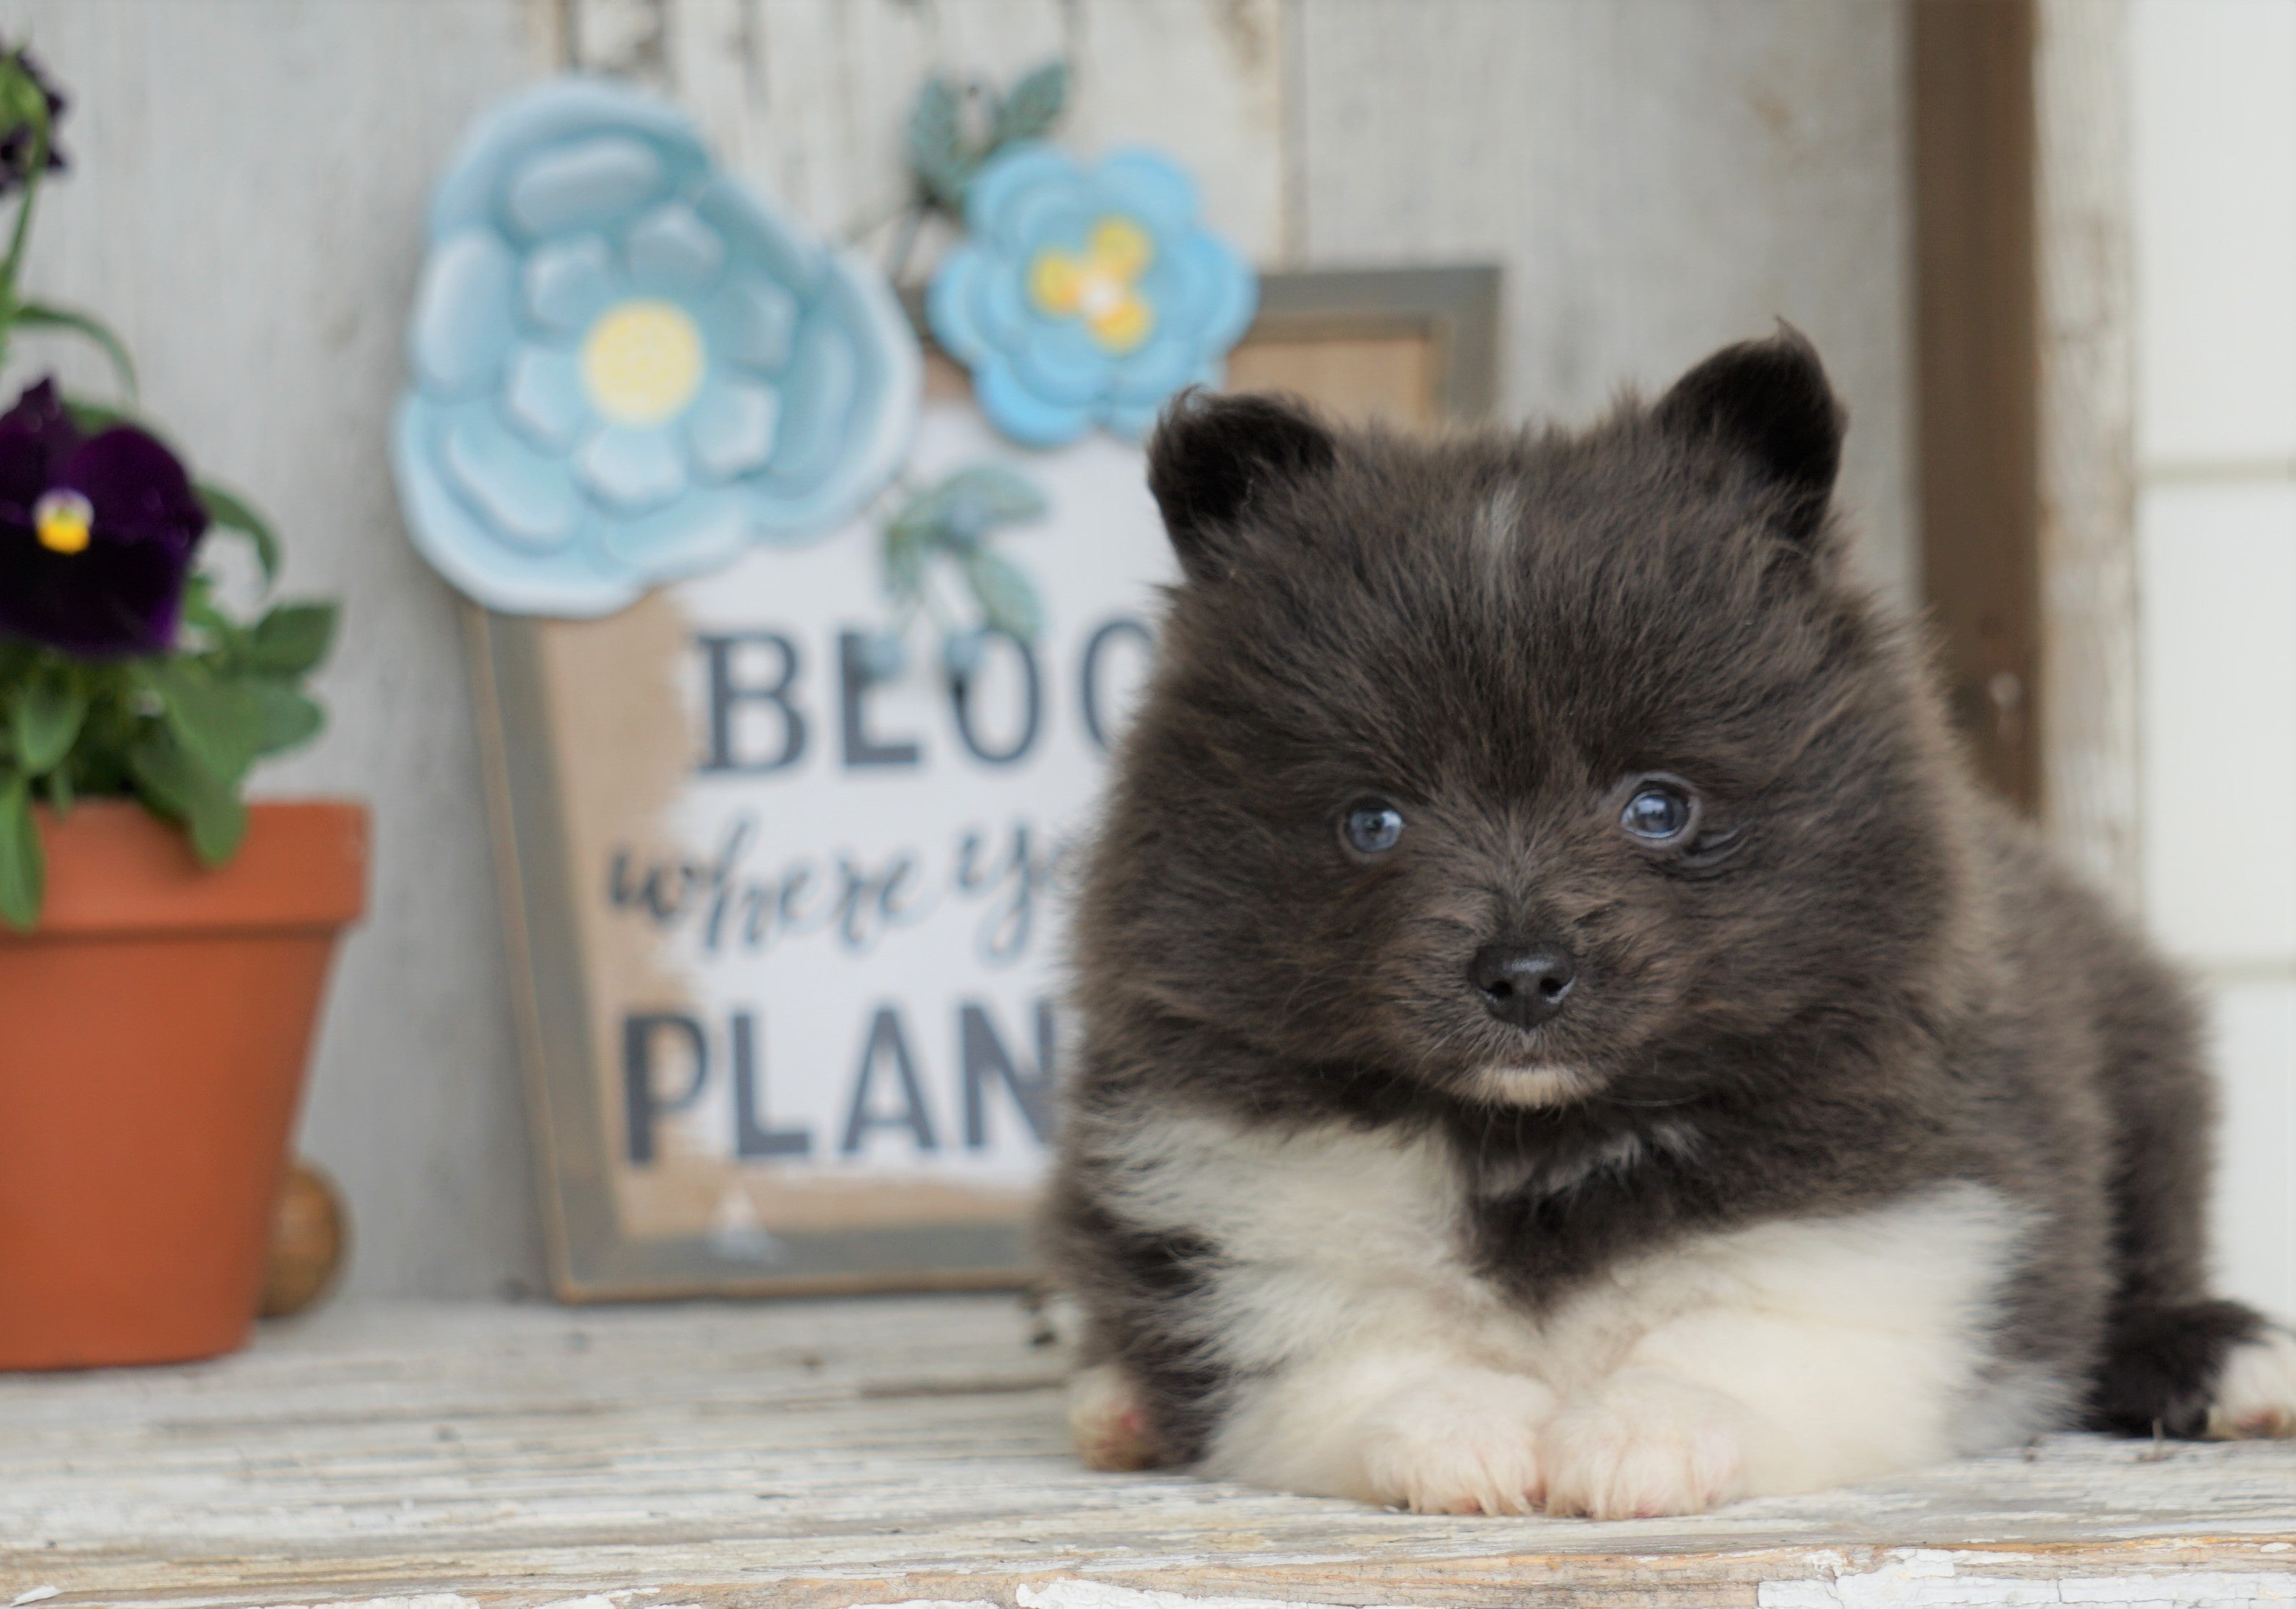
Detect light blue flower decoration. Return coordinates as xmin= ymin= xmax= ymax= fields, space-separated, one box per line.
xmin=393 ymin=79 xmax=921 ymax=616
xmin=926 ymin=143 xmax=1256 ymax=448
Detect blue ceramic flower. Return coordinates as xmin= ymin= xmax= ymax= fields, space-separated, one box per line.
xmin=926 ymin=143 xmax=1256 ymax=448
xmin=394 ymin=79 xmax=920 ymax=616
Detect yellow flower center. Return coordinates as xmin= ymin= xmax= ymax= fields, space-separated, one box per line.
xmin=1028 ymin=216 xmax=1156 ymax=354
xmin=581 ymin=299 xmax=706 ymax=426
xmin=33 ymin=489 xmax=92 ymax=555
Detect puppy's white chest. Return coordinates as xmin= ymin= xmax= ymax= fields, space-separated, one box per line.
xmin=1091 ymin=1110 xmax=1514 ymax=1371
xmin=1093 ymin=1110 xmax=1459 ymax=1263
xmin=1092 ymin=1109 xmax=2028 ymax=1407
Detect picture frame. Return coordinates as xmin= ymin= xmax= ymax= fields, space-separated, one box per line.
xmin=470 ymin=265 xmax=1501 ymax=1301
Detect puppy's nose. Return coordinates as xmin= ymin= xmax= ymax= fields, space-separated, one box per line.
xmin=1469 ymin=943 xmax=1577 ymax=1029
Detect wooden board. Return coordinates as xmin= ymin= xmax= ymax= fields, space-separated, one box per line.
xmin=3 ymin=1297 xmax=2292 ymax=1608
xmin=2033 ymin=0 xmax=2143 ymax=909
xmin=1911 ymin=0 xmax=2042 ymax=811
xmin=1290 ymin=0 xmax=1917 ymax=603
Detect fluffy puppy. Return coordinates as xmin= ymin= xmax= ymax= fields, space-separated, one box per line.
xmin=1044 ymin=331 xmax=2296 ymax=1519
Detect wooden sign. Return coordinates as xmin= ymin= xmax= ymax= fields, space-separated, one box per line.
xmin=472 ymin=266 xmax=1498 ymax=1300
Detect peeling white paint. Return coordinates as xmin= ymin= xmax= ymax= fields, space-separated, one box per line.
xmin=268 ymin=1598 xmax=483 ymax=1609
xmin=10 ymin=1590 xmax=60 ymax=1608
xmin=1758 ymin=1550 xmax=2296 ymax=1608
xmin=9 ymin=1298 xmax=2292 ymax=1608
xmin=1015 ymin=1583 xmax=1428 ymax=1609
xmin=2053 ymin=1582 xmax=2296 ymax=1606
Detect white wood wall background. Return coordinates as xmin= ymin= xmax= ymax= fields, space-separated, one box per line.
xmin=2128 ymin=0 xmax=2296 ymax=1321
xmin=0 ymin=0 xmax=558 ymax=1299
xmin=0 ymin=0 xmax=1914 ymax=1297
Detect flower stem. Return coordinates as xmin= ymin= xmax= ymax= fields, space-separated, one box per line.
xmin=0 ymin=46 xmax=45 ymax=364
xmin=1 ymin=156 xmax=39 ymax=292
xmin=0 ymin=118 xmax=47 ymax=322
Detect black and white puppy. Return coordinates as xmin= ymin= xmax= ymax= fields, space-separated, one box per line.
xmin=1044 ymin=331 xmax=2296 ymax=1519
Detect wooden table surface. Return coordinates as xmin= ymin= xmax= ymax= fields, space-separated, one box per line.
xmin=4 ymin=1295 xmax=2293 ymax=1609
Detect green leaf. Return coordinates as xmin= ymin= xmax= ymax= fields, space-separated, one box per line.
xmin=124 ymin=726 xmax=191 ymax=817
xmin=126 ymin=726 xmax=247 ymax=866
xmin=195 ymin=481 xmax=280 ymax=585
xmin=247 ymin=678 xmax=326 ymax=756
xmin=181 ymin=589 xmax=251 ymax=663
xmin=885 ymin=499 xmax=942 ymax=549
xmin=13 ymin=301 xmax=138 ymax=401
xmin=189 ymin=783 xmax=249 ymax=866
xmin=63 ymin=398 xmax=135 ymax=436
xmin=44 ymin=762 xmax=72 ymax=818
xmin=0 ymin=772 xmax=43 ymax=930
xmin=907 ymin=74 xmax=972 ymax=211
xmin=12 ymin=670 xmax=85 ymax=772
xmin=0 ymin=57 xmax=50 ymax=132
xmin=938 ymin=463 xmax=1048 ymax=523
xmin=883 ymin=524 xmax=929 ymax=603
xmin=996 ymin=60 xmax=1068 ymax=144
xmin=178 ymin=574 xmax=254 ymax=663
xmin=248 ymin=603 xmax=337 ymax=676
xmin=888 ymin=463 xmax=1050 ymax=549
xmin=964 ymin=550 xmax=1043 ymax=642
xmin=142 ymin=660 xmax=263 ymax=782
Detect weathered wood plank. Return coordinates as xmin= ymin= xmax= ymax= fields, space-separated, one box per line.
xmin=609 ymin=0 xmax=1285 ymax=269
xmin=2 ymin=1299 xmax=2291 ymax=1608
xmin=1910 ymin=0 xmax=2042 ymax=811
xmin=2033 ymin=0 xmax=2143 ymax=909
xmin=1064 ymin=0 xmax=1287 ymax=264
xmin=1292 ymin=0 xmax=1916 ymax=603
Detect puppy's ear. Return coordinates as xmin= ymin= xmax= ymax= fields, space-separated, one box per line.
xmin=1654 ymin=324 xmax=1845 ymax=542
xmin=1147 ymin=390 xmax=1337 ymax=582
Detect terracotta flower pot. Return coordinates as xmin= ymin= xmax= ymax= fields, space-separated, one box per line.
xmin=0 ymin=799 xmax=366 ymax=1370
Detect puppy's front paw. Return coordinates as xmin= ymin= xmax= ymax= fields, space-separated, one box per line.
xmin=1540 ymin=1371 xmax=1751 ymax=1519
xmin=1069 ymin=1362 xmax=1159 ymax=1470
xmin=2210 ymin=1326 xmax=2296 ymax=1440
xmin=1357 ymin=1371 xmax=1558 ymax=1516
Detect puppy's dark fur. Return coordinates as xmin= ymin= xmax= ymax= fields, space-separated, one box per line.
xmin=1046 ymin=332 xmax=2275 ymax=1497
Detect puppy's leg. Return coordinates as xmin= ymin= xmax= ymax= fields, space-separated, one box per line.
xmin=1540 ymin=1313 xmax=1969 ymax=1518
xmin=1540 ymin=1186 xmax=2034 ymax=1519
xmin=2088 ymin=1298 xmax=2290 ymax=1437
xmin=2077 ymin=933 xmax=2296 ymax=1438
xmin=2207 ymin=1321 xmax=2296 ymax=1439
xmin=1068 ymin=1361 xmax=1160 ymax=1470
xmin=1537 ymin=1365 xmax=1756 ymax=1519
xmin=1209 ymin=1347 xmax=1558 ymax=1515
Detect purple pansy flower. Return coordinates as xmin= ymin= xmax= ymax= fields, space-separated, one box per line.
xmin=0 ymin=379 xmax=208 ymax=657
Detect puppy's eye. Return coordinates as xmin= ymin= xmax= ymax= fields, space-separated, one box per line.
xmin=1619 ymin=780 xmax=1698 ymax=844
xmin=1340 ymin=798 xmax=1406 ymax=856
